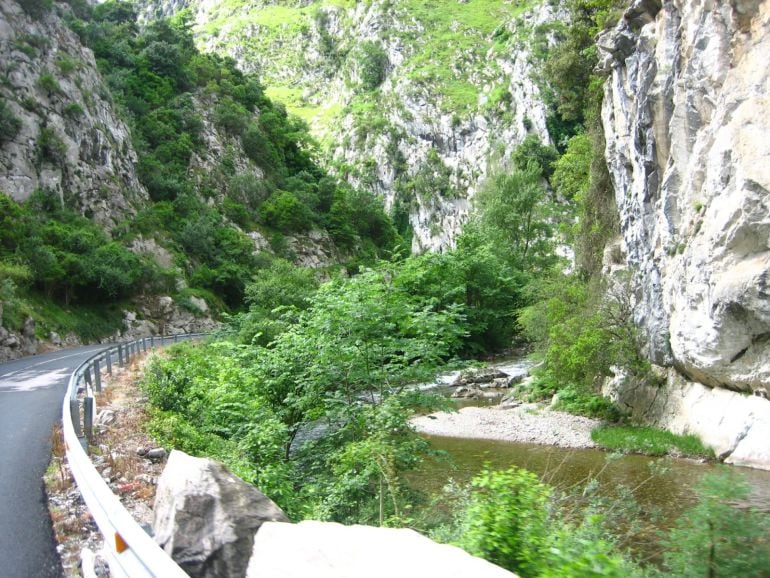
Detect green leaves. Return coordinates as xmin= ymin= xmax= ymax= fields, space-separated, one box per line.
xmin=457 ymin=466 xmax=642 ymax=577
xmin=659 ymin=471 xmax=770 ymax=577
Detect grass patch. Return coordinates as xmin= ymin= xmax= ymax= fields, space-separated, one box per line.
xmin=591 ymin=425 xmax=715 ymax=459
xmin=23 ymin=292 xmax=127 ymax=341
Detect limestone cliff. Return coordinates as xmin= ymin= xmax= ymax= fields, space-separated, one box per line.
xmin=599 ymin=0 xmax=770 ymax=468
xmin=0 ymin=0 xmax=146 ymax=229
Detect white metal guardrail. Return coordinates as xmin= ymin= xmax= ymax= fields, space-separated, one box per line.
xmin=62 ymin=334 xmax=206 ymax=577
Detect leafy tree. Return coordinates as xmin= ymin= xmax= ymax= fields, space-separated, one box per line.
xmin=512 ymin=134 xmax=559 ymax=180
xmin=474 ymin=163 xmax=556 ymax=271
xmin=234 ymin=258 xmax=319 ymax=345
xmin=396 ymin=233 xmax=528 ymax=354
xmin=552 ymin=132 xmax=592 ymax=201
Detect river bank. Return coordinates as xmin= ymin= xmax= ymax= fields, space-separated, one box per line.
xmin=412 ymin=404 xmax=601 ymax=449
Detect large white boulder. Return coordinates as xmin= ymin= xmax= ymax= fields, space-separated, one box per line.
xmin=154 ymin=450 xmax=289 ymax=578
xmin=246 ymin=520 xmax=517 ymax=578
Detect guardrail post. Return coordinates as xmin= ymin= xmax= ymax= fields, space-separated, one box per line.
xmin=150 ymin=335 xmax=155 ymax=349
xmin=84 ymin=366 xmax=92 ymax=386
xmin=173 ymin=333 xmax=178 ymax=343
xmin=70 ymin=398 xmax=82 ymax=438
xmin=142 ymin=337 xmax=147 ymax=352
xmin=117 ymin=345 xmax=124 ymax=367
xmin=94 ymin=359 xmax=102 ymax=393
xmin=106 ymin=350 xmax=112 ymax=375
xmin=84 ymin=396 xmax=94 ymax=444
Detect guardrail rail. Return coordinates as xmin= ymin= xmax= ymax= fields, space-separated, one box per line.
xmin=62 ymin=334 xmax=207 ymax=577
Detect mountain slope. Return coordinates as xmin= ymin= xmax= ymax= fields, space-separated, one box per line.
xmin=138 ymin=0 xmax=562 ymax=251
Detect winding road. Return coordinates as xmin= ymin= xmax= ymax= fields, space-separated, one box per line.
xmin=0 ymin=345 xmax=109 ymax=578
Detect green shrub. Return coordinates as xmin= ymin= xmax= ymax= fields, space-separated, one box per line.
xmin=457 ymin=466 xmax=639 ymax=577
xmin=551 ymin=132 xmax=591 ymax=201
xmin=0 ymin=99 xmax=22 ymax=143
xmin=36 ymin=127 xmax=67 ymax=165
xmin=18 ymin=0 xmax=53 ymax=18
xmin=56 ymin=54 xmax=80 ymax=76
xmin=660 ymin=471 xmax=770 ymax=577
xmin=63 ymin=102 xmax=85 ymax=118
xmin=512 ymin=134 xmax=559 ymax=179
xmin=37 ymin=71 xmax=62 ymax=95
xmin=356 ymin=41 xmax=388 ymax=90
xmin=259 ymin=190 xmax=314 ymax=232
xmin=552 ymin=386 xmax=623 ymax=421
xmin=214 ymin=99 xmax=249 ymax=134
xmin=461 ymin=466 xmax=551 ymax=576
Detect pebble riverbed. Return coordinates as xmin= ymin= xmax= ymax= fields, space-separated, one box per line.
xmin=412 ymin=404 xmax=601 ymax=449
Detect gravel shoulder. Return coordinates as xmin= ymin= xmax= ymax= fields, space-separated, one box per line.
xmin=412 ymin=404 xmax=601 ymax=449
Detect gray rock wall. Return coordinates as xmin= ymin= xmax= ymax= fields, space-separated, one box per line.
xmin=599 ymin=0 xmax=770 ymax=468
xmin=600 ymin=0 xmax=770 ymax=396
xmin=0 ymin=0 xmax=147 ymax=229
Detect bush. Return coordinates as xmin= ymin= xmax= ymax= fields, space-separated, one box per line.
xmin=552 ymin=132 xmax=591 ymax=200
xmin=512 ymin=134 xmax=559 ymax=180
xmin=214 ymin=99 xmax=249 ymax=135
xmin=356 ymin=41 xmax=388 ymax=90
xmin=63 ymin=102 xmax=85 ymax=118
xmin=18 ymin=0 xmax=53 ymax=18
xmin=37 ymin=72 xmax=62 ymax=95
xmin=36 ymin=127 xmax=68 ymax=165
xmin=552 ymin=386 xmax=623 ymax=421
xmin=0 ymin=99 xmax=22 ymax=143
xmin=259 ymin=190 xmax=314 ymax=232
xmin=461 ymin=467 xmax=551 ymax=576
xmin=457 ymin=466 xmax=639 ymax=577
xmin=520 ymin=273 xmax=648 ymax=402
xmin=660 ymin=471 xmax=770 ymax=577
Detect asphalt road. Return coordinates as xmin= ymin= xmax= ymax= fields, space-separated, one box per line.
xmin=0 ymin=345 xmax=110 ymax=578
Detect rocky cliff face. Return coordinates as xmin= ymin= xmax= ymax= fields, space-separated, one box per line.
xmin=0 ymin=0 xmax=147 ymax=229
xmin=599 ymin=0 xmax=770 ymax=468
xmin=137 ymin=0 xmax=559 ymax=252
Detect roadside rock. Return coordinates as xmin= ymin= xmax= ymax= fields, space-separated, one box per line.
xmin=154 ymin=450 xmax=289 ymax=578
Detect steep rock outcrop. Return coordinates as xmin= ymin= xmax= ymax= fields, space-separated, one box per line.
xmin=600 ymin=0 xmax=770 ymax=395
xmin=605 ymin=367 xmax=770 ymax=470
xmin=600 ymin=0 xmax=770 ymax=467
xmin=0 ymin=0 xmax=147 ymax=228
